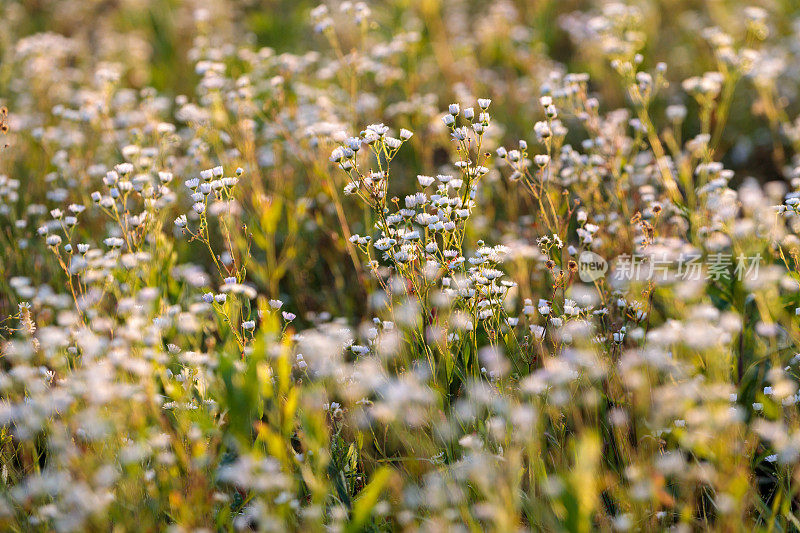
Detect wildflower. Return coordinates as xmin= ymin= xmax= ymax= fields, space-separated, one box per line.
xmin=417 ymin=175 xmax=434 ymax=187
xmin=666 ymin=105 xmax=687 ymax=122
xmin=534 ymin=121 xmax=551 ymax=140
xmin=538 ymin=299 xmax=551 ymax=315
xmin=385 ymin=137 xmax=402 ymax=149
xmin=330 ymin=147 xmax=346 ymax=163
xmin=530 ymin=324 xmax=545 ymax=340
xmin=366 ymin=123 xmax=388 ymax=137
xmin=116 ymin=162 xmax=134 ymax=176
xmin=220 ymin=282 xmax=257 ymax=299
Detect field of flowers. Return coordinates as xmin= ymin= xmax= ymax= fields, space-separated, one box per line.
xmin=5 ymin=0 xmax=800 ymax=530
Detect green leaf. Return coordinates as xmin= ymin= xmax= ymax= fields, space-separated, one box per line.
xmin=345 ymin=467 xmax=392 ymax=533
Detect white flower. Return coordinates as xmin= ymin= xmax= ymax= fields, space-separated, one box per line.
xmin=330 ymin=147 xmax=346 ymax=162
xmin=220 ymin=283 xmax=258 ymax=299
xmin=115 ymin=162 xmax=134 ymax=176
xmin=346 ymin=137 xmax=361 ymax=151
xmin=538 ymin=299 xmax=551 ymax=315
xmin=534 ymin=121 xmax=551 ymax=140
xmin=417 ymin=175 xmax=434 ymax=187
xmin=105 ymin=171 xmax=119 ymax=184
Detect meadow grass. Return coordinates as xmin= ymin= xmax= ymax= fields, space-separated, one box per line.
xmin=3 ymin=1 xmax=800 ymax=531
